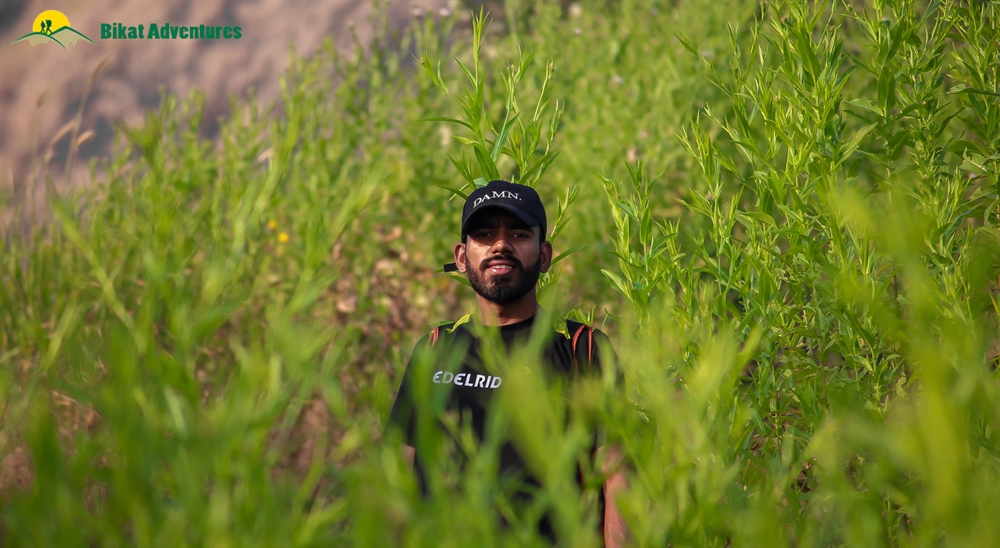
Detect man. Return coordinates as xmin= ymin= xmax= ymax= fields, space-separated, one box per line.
xmin=385 ymin=180 xmax=627 ymax=546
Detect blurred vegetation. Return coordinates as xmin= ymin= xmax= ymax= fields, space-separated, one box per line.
xmin=1 ymin=0 xmax=997 ymax=546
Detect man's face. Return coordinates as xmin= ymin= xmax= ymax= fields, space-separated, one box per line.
xmin=454 ymin=210 xmax=553 ymax=304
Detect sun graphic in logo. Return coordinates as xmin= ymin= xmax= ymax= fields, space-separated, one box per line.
xmin=11 ymin=10 xmax=95 ymax=49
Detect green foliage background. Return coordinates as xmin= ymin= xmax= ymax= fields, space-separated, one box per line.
xmin=1 ymin=0 xmax=998 ymax=545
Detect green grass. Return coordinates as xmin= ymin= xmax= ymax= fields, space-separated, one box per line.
xmin=2 ymin=0 xmax=998 ymax=546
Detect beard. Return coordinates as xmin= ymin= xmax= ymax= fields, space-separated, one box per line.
xmin=466 ymin=253 xmax=542 ymax=304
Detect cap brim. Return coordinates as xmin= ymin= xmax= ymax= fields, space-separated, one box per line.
xmin=461 ymin=203 xmax=540 ymax=235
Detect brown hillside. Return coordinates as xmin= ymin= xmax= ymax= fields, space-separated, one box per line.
xmin=0 ymin=0 xmax=450 ymax=227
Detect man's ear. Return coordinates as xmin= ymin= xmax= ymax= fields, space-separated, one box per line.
xmin=540 ymin=240 xmax=553 ymax=273
xmin=454 ymin=242 xmax=468 ymax=273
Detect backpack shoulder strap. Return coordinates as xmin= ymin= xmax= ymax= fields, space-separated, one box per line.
xmin=565 ymin=319 xmax=594 ymax=376
xmin=428 ymin=322 xmax=457 ymax=348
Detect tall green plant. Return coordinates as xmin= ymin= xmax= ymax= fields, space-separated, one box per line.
xmin=420 ymin=9 xmax=565 ymax=194
xmin=419 ymin=9 xmax=581 ymax=296
xmin=3 ymin=1 xmax=997 ymax=546
xmin=600 ymin=0 xmax=999 ymax=543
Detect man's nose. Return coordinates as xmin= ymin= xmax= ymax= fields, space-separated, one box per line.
xmin=489 ymin=234 xmax=515 ymax=253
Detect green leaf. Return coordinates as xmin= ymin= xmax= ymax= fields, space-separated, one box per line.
xmin=948 ymin=86 xmax=1000 ymax=98
xmin=473 ymin=144 xmax=500 ymax=181
xmin=877 ymin=66 xmax=896 ymax=113
xmin=452 ymin=135 xmax=481 ymax=146
xmin=492 ymin=112 xmax=519 ymax=162
xmin=420 ymin=116 xmax=474 ymax=131
xmin=601 ymin=269 xmax=631 ymax=298
xmin=616 ymin=201 xmax=639 ymax=222
xmin=519 ymin=150 xmax=559 ymax=183
xmin=448 ymin=312 xmax=473 ymax=332
xmin=454 ymin=57 xmax=477 ymax=87
xmin=435 ymin=183 xmax=469 ymax=200
xmin=449 ymin=155 xmax=475 ymax=184
xmin=839 ymin=124 xmax=877 ymax=164
xmin=674 ymin=32 xmax=698 ymax=56
xmin=551 ymin=245 xmax=586 ymax=266
xmin=794 ymin=28 xmax=822 ymax=79
xmin=434 ymin=184 xmax=469 ymax=206
xmin=946 ymin=139 xmax=981 ymax=155
xmin=847 ymin=98 xmax=881 ymax=116
xmin=741 ymin=211 xmax=777 ymax=226
xmin=447 ymin=272 xmax=472 ymax=288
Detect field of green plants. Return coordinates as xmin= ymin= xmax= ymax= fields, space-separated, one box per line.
xmin=2 ymin=0 xmax=998 ymax=545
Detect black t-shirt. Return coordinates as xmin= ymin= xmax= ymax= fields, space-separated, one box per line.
xmin=385 ymin=314 xmax=614 ymax=525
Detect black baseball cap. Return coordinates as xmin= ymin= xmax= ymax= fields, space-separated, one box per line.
xmin=443 ymin=180 xmax=547 ymax=272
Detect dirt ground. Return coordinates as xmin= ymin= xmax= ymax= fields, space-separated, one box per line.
xmin=0 ymin=0 xmax=452 ymax=225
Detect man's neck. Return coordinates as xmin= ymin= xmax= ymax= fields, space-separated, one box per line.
xmin=475 ymin=291 xmax=538 ymax=326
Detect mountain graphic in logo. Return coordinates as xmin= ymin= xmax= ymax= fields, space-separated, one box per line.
xmin=11 ymin=10 xmax=95 ymax=49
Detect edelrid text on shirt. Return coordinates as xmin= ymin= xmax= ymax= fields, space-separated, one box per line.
xmin=433 ymin=371 xmax=502 ymax=388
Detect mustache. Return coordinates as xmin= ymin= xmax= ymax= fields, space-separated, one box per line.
xmin=479 ymin=255 xmax=523 ymax=271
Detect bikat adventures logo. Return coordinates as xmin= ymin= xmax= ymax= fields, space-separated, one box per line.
xmin=11 ymin=10 xmax=95 ymax=49
xmin=10 ymin=9 xmax=243 ymax=48
xmin=100 ymin=22 xmax=242 ymax=41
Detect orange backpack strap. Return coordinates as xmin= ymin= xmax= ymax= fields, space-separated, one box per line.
xmin=587 ymin=326 xmax=593 ymax=363
xmin=568 ymin=320 xmax=594 ymax=376
xmin=566 ymin=320 xmax=597 ymax=501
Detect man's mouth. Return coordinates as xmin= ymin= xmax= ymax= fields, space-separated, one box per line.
xmin=484 ymin=260 xmax=518 ymax=275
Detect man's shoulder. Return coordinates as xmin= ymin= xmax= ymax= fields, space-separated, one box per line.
xmin=420 ymin=319 xmax=474 ymax=348
xmin=417 ymin=316 xmax=610 ymax=351
xmin=563 ymin=319 xmax=611 ymax=344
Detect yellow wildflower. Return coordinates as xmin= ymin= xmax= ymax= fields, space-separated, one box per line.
xmin=278 ymin=232 xmax=289 ymax=243
xmin=267 ymin=219 xmax=277 ymax=230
